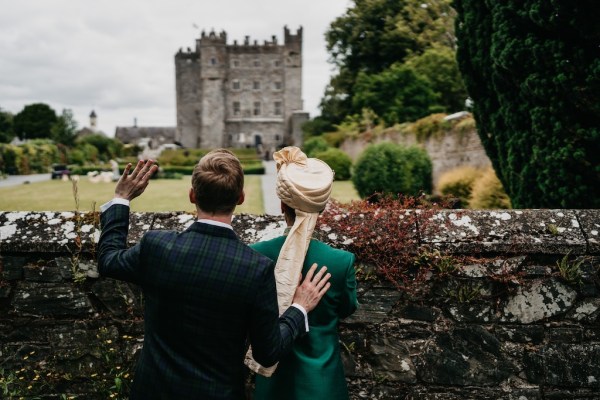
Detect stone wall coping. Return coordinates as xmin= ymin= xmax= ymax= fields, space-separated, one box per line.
xmin=1 ymin=209 xmax=598 ymax=255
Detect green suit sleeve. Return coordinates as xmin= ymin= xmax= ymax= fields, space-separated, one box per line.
xmin=338 ymin=252 xmax=358 ymax=319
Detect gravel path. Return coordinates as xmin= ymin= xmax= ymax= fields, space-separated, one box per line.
xmin=260 ymin=161 xmax=280 ymax=215
xmin=0 ymin=174 xmax=51 ymax=188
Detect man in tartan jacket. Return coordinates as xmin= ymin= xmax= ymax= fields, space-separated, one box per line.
xmin=98 ymin=150 xmax=331 ymax=400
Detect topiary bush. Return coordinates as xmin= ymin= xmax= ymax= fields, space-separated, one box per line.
xmin=352 ymin=142 xmax=432 ymax=198
xmin=436 ymin=166 xmax=483 ymax=206
xmin=314 ymin=148 xmax=353 ymax=181
xmin=469 ymin=167 xmax=511 ymax=209
xmin=302 ymin=137 xmax=330 ymax=158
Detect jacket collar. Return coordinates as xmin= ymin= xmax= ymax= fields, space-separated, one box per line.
xmin=186 ymin=221 xmax=239 ymax=240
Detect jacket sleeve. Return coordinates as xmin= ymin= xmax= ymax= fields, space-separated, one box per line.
xmin=97 ymin=204 xmax=143 ymax=284
xmin=338 ymin=252 xmax=358 ymax=319
xmin=248 ymin=261 xmax=306 ymax=367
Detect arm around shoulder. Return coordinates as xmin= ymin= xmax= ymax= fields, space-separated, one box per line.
xmin=248 ymin=261 xmax=306 ymax=367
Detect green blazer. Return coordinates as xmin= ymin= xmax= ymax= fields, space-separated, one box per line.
xmin=252 ymin=236 xmax=358 ymax=400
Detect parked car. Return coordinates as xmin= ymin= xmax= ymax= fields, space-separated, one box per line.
xmin=51 ymin=164 xmax=71 ymax=179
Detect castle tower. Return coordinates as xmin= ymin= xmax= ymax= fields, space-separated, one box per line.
xmin=175 ymin=27 xmax=307 ymax=150
xmin=90 ymin=110 xmax=97 ymax=130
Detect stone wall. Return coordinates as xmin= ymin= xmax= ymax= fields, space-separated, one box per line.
xmin=0 ymin=210 xmax=599 ymax=399
xmin=339 ymin=122 xmax=492 ymax=189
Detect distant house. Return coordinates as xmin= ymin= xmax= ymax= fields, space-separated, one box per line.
xmin=114 ymin=125 xmax=177 ymax=150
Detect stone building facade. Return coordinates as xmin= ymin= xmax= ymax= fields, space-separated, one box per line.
xmin=175 ymin=27 xmax=308 ymax=150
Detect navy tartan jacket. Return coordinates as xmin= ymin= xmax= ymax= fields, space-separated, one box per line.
xmin=98 ymin=204 xmax=306 ymax=400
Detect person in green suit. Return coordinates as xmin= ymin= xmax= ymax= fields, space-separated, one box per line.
xmin=250 ymin=146 xmax=358 ymax=400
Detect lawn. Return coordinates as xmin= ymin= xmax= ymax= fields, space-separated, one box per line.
xmin=0 ymin=177 xmax=359 ymax=214
xmin=331 ymin=180 xmax=360 ymax=204
xmin=0 ymin=176 xmax=264 ymax=215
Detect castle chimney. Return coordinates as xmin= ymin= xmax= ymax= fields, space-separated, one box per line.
xmin=134 ymin=118 xmax=137 ymax=128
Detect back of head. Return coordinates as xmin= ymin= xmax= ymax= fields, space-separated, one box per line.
xmin=192 ymin=149 xmax=244 ymax=214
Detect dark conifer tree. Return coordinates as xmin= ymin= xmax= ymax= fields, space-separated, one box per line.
xmin=454 ymin=0 xmax=600 ymax=207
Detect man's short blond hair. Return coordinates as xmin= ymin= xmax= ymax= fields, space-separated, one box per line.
xmin=192 ymin=149 xmax=244 ymax=214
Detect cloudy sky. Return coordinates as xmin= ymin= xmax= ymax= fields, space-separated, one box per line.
xmin=0 ymin=0 xmax=350 ymax=137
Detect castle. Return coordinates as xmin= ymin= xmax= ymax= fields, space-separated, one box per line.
xmin=174 ymin=26 xmax=308 ymax=151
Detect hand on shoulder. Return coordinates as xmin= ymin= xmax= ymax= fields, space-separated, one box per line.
xmin=292 ymin=263 xmax=331 ymax=312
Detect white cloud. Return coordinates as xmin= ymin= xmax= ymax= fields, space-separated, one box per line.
xmin=0 ymin=0 xmax=350 ymax=136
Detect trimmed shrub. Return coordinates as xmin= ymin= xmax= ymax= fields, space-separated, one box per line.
xmin=352 ymin=142 xmax=432 ymax=198
xmin=469 ymin=167 xmax=511 ymax=209
xmin=159 ymin=164 xmax=265 ymax=176
xmin=314 ymin=148 xmax=353 ymax=181
xmin=302 ymin=137 xmax=330 ymax=158
xmin=0 ymin=142 xmax=60 ymax=175
xmin=158 ymin=148 xmax=261 ymax=167
xmin=0 ymin=144 xmax=18 ymax=174
xmin=437 ymin=166 xmax=483 ymax=206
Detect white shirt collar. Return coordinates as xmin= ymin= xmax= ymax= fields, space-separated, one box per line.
xmin=197 ymin=219 xmax=233 ymax=230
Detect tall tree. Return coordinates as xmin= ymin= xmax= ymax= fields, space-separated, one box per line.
xmin=404 ymin=45 xmax=468 ymax=113
xmin=320 ymin=0 xmax=458 ymax=126
xmin=51 ymin=109 xmax=78 ymax=146
xmin=454 ymin=0 xmax=600 ymax=208
xmin=13 ymin=103 xmax=58 ymax=140
xmin=0 ymin=108 xmax=14 ymax=143
xmin=352 ymin=64 xmax=439 ymax=125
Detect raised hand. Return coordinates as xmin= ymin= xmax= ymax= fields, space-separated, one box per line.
xmin=114 ymin=160 xmax=159 ymax=201
xmin=292 ymin=263 xmax=331 ymax=312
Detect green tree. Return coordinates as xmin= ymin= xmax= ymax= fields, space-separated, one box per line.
xmin=352 ymin=64 xmax=440 ymax=125
xmin=454 ymin=0 xmax=600 ymax=208
xmin=77 ymin=134 xmax=123 ymax=162
xmin=0 ymin=109 xmax=15 ymax=143
xmin=301 ymin=116 xmax=334 ymax=138
xmin=13 ymin=103 xmax=58 ymax=140
xmin=404 ymin=45 xmax=468 ymax=113
xmin=321 ymin=0 xmax=457 ymax=125
xmin=352 ymin=142 xmax=432 ymax=198
xmin=51 ymin=109 xmax=78 ymax=146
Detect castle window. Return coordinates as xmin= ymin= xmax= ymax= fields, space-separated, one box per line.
xmin=253 ymin=81 xmax=261 ymax=90
xmin=274 ymin=81 xmax=282 ymax=90
xmin=232 ymin=80 xmax=240 ymax=90
xmin=274 ymin=101 xmax=282 ymax=116
xmin=253 ymin=59 xmax=260 ymax=67
xmin=233 ymin=102 xmax=241 ymax=116
xmin=232 ymin=59 xmax=240 ymax=67
xmin=274 ymin=60 xmax=281 ymax=67
xmin=275 ymin=134 xmax=280 ymax=141
xmin=210 ymin=57 xmax=217 ymax=65
xmin=253 ymin=102 xmax=261 ymax=116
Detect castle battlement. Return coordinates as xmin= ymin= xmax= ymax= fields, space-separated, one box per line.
xmin=174 ymin=26 xmax=307 ymax=150
xmin=284 ymin=26 xmax=302 ymax=45
xmin=200 ymin=29 xmax=227 ymax=43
